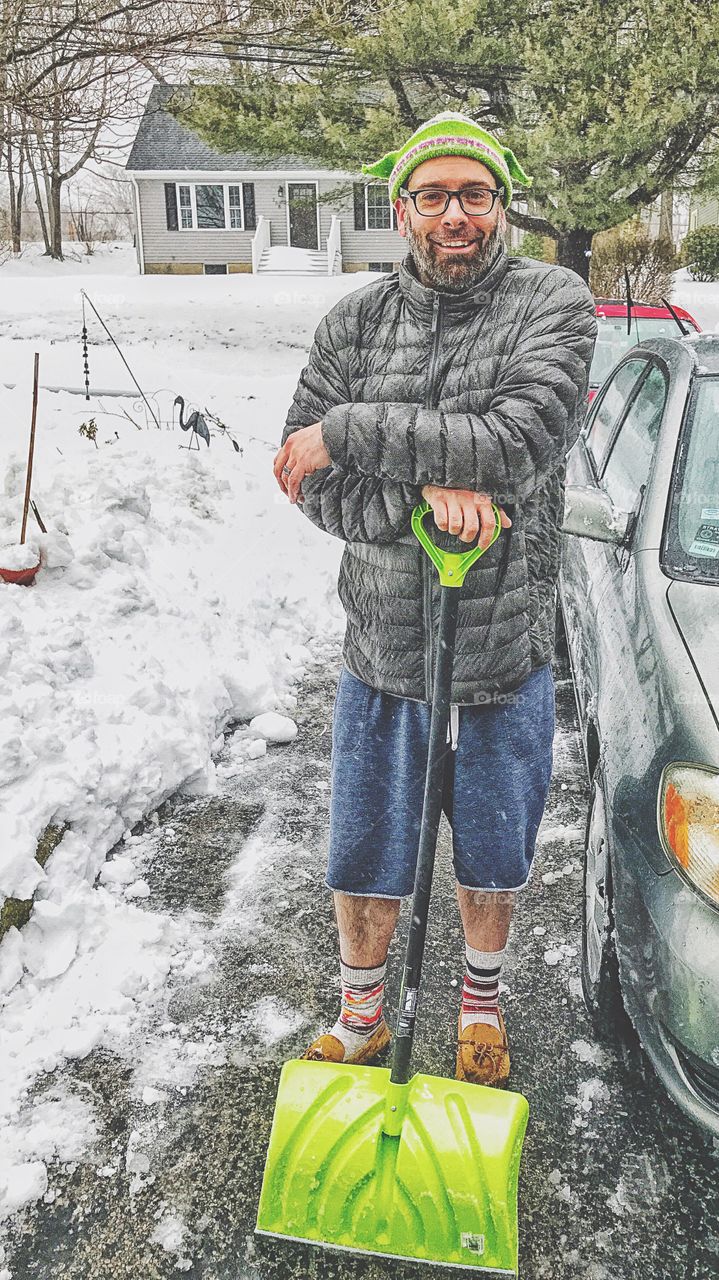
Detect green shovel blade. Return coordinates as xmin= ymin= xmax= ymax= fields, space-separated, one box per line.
xmin=256 ymin=1060 xmax=529 ymax=1273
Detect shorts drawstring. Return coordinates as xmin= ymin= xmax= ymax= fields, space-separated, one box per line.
xmin=446 ymin=703 xmax=459 ymax=752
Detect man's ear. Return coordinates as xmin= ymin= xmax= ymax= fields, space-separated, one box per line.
xmin=394 ymin=197 xmax=408 ymax=239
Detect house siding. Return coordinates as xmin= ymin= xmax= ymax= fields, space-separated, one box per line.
xmin=689 ymin=195 xmax=719 ymax=232
xmin=138 ymin=178 xmax=287 ymax=267
xmin=136 ymin=175 xmax=406 ymax=271
xmin=317 ymin=179 xmax=406 ymax=265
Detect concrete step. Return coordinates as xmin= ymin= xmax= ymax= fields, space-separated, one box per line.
xmin=259 ymin=269 xmax=329 ymax=275
xmin=257 ymin=245 xmax=329 ymax=274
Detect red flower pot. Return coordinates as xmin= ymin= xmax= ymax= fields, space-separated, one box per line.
xmin=0 ymin=561 xmax=41 ymax=586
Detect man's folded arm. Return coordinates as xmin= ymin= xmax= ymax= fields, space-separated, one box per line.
xmin=319 ymin=274 xmax=598 ymax=504
xmin=283 ymin=311 xmax=424 ymax=543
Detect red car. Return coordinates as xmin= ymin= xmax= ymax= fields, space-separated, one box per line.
xmin=588 ymin=299 xmax=701 ymax=402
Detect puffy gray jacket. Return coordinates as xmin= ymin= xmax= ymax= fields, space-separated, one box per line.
xmin=282 ymin=244 xmax=597 ymax=705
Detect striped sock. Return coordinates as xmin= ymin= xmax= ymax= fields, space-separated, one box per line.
xmin=461 ymin=944 xmax=505 ymax=1033
xmin=329 ymin=959 xmax=387 ymax=1057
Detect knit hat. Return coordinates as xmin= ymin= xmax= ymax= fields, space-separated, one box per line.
xmin=362 ymin=112 xmax=532 ymax=207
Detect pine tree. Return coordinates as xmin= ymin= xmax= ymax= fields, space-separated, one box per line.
xmin=173 ymin=0 xmax=719 ymax=280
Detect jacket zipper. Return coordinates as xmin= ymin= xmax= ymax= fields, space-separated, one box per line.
xmin=423 ymin=293 xmax=443 ymax=703
xmin=427 ymin=293 xmax=443 ymax=408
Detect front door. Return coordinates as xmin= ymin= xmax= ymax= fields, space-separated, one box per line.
xmin=288 ymin=182 xmax=318 ymax=250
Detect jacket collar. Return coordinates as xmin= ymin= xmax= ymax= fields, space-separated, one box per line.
xmin=398 ymin=241 xmax=510 ymax=325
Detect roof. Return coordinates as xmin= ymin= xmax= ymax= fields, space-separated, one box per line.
xmin=683 ymin=333 xmax=719 ymax=374
xmin=594 ymin=298 xmax=698 ymax=322
xmin=126 ymin=84 xmax=348 ymax=173
xmin=625 ymin=333 xmax=719 ymax=377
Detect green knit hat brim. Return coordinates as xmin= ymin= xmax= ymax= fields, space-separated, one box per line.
xmin=362 ymin=113 xmax=532 ymax=207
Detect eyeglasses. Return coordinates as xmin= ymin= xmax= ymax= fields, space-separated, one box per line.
xmin=399 ymin=185 xmax=504 ymax=217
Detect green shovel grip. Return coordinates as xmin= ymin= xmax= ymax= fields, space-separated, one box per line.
xmin=411 ymin=499 xmax=502 ymax=587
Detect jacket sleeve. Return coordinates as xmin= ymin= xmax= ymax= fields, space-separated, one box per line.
xmin=319 ymin=272 xmax=598 ymax=504
xmin=282 ymin=310 xmax=424 ymax=543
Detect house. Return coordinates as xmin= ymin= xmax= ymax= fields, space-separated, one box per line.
xmin=125 ymin=85 xmax=406 ymax=275
xmin=687 ymin=193 xmax=719 ymax=235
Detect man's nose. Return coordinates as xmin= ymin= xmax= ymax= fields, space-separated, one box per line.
xmin=441 ymin=195 xmax=470 ymax=224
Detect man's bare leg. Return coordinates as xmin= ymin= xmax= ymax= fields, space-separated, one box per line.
xmin=333 ymin=891 xmax=401 ymax=966
xmin=456 ymin=885 xmax=515 ymax=1050
xmin=456 ymin=885 xmax=515 ymax=952
xmin=300 ymin=892 xmax=401 ymax=1062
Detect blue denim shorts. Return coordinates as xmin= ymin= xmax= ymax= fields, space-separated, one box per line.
xmin=326 ymin=663 xmax=555 ymax=898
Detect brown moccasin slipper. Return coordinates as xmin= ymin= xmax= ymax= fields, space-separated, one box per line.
xmin=456 ymin=1009 xmax=510 ymax=1087
xmin=300 ymin=1019 xmax=391 ymax=1066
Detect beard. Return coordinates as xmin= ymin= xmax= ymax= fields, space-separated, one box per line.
xmin=405 ymin=210 xmax=506 ymax=293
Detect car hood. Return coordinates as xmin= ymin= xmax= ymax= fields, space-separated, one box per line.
xmin=666 ymin=580 xmax=719 ymax=715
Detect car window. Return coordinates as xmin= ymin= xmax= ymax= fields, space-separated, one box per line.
xmin=663 ymin=377 xmax=719 ymax=585
xmin=601 ymin=364 xmax=668 ymax=513
xmin=590 ymin=314 xmax=699 ymax=387
xmin=585 ymin=358 xmax=649 ymax=474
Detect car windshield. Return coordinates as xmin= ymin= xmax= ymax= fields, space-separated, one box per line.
xmin=590 ymin=314 xmax=695 ymax=387
xmin=663 ymin=377 xmax=719 ymax=586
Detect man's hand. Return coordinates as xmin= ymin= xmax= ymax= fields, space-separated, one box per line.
xmin=273 ymin=422 xmax=332 ymax=504
xmin=421 ymin=484 xmax=512 ymax=548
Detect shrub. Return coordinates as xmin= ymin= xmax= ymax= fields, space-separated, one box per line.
xmin=589 ymin=217 xmax=678 ymax=303
xmin=681 ymin=225 xmax=719 ymax=282
xmin=512 ymin=231 xmax=548 ymax=261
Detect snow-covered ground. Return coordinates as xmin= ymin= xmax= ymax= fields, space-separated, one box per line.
xmin=673 ymin=265 xmax=719 ymax=331
xmin=1 ymin=241 xmax=718 ymax=1247
xmin=0 ymin=242 xmax=375 ymax=1236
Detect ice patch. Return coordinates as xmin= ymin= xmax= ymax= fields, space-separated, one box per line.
xmin=150 ymin=1207 xmax=192 ymax=1270
xmin=245 ymin=996 xmax=305 ymax=1046
xmin=543 ymin=944 xmax=578 ymax=967
xmin=569 ymin=1077 xmax=611 ymax=1129
xmin=571 ymin=1039 xmax=607 ymax=1067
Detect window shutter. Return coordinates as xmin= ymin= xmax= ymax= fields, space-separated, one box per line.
xmin=242 ymin=182 xmax=256 ymax=231
xmin=353 ymin=182 xmax=366 ymax=230
xmin=164 ymin=183 xmax=178 ymax=231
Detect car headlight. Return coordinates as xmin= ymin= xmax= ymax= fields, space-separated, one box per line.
xmin=658 ymin=763 xmax=719 ymax=908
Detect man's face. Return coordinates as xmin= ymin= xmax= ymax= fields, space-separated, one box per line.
xmin=394 ymin=156 xmax=507 ymax=293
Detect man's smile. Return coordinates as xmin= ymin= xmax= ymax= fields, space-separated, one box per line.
xmin=429 ymin=238 xmax=479 ymax=254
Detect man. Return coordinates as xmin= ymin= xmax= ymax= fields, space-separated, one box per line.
xmin=273 ymin=113 xmax=597 ymax=1086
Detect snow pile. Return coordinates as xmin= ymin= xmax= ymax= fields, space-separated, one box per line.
xmin=0 ymin=251 xmax=370 ymax=1228
xmin=0 ymin=410 xmax=343 ymax=910
xmin=0 ymin=543 xmax=40 ymax=571
xmin=0 ymin=871 xmax=205 ymax=1214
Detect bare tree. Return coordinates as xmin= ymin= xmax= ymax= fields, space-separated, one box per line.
xmin=0 ymin=1 xmax=296 ymax=257
xmin=1 ymin=1 xmax=260 ymax=116
xmin=2 ymin=108 xmax=25 ymax=251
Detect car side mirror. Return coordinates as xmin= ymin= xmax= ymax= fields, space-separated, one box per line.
xmin=561 ymin=485 xmax=631 ymax=545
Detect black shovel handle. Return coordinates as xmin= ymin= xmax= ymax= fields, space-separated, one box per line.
xmin=390 ymin=584 xmax=460 ymax=1085
xmin=389 ymin=500 xmax=503 ymax=1086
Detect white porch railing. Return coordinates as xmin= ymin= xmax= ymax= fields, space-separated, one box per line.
xmin=251 ymin=216 xmax=271 ymax=273
xmin=327 ymin=216 xmax=342 ymax=275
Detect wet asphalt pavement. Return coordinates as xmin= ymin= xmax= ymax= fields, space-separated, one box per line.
xmin=4 ymin=626 xmax=719 ymax=1280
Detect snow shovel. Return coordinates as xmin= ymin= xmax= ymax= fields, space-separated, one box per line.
xmin=256 ymin=499 xmax=529 ymax=1273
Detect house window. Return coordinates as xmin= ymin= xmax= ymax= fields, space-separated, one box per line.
xmin=204 ymin=264 xmax=228 ymax=274
xmin=366 ymin=183 xmax=395 ymax=230
xmin=174 ymin=182 xmax=250 ymax=231
xmin=196 ymin=184 xmax=225 ymax=229
xmin=368 ymin=261 xmax=395 ymax=272
xmin=228 ymin=185 xmax=243 ymax=229
xmin=178 ymin=185 xmax=192 ymax=229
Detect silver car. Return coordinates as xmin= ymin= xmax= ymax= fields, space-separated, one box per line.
xmin=559 ymin=332 xmax=719 ymax=1136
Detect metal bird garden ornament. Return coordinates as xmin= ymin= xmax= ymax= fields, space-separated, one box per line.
xmin=174 ymin=395 xmax=211 ymax=448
